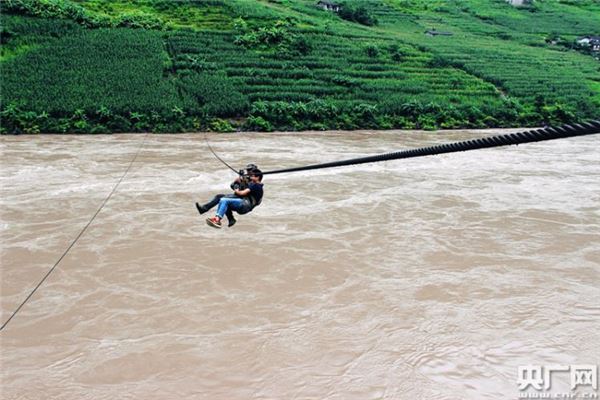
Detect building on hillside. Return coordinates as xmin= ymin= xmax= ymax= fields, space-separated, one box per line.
xmin=316 ymin=0 xmax=341 ymax=12
xmin=425 ymin=30 xmax=453 ymax=37
xmin=506 ymin=0 xmax=532 ymax=6
xmin=577 ymin=36 xmax=600 ymax=51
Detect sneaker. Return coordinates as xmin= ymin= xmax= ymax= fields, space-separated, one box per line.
xmin=206 ymin=217 xmax=222 ymax=229
xmin=228 ymin=217 xmax=237 ymax=228
xmin=195 ymin=202 xmax=208 ymax=215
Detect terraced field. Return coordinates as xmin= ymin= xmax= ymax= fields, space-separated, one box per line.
xmin=167 ymin=28 xmax=499 ymax=104
xmin=1 ymin=0 xmax=598 ymax=133
xmin=373 ymin=1 xmax=599 ymax=108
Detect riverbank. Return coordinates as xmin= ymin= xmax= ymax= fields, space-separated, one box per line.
xmin=1 ymin=126 xmax=535 ymax=136
xmin=0 ymin=101 xmax=578 ymax=135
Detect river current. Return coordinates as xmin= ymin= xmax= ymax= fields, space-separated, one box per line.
xmin=1 ymin=130 xmax=599 ymax=399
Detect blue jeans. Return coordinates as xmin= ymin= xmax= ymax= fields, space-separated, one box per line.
xmin=216 ymin=197 xmax=245 ymax=219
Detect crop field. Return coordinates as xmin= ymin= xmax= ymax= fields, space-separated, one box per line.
xmin=1 ymin=0 xmax=598 ymax=133
xmin=374 ymin=0 xmax=600 ymax=110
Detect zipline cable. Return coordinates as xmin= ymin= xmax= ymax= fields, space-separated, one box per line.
xmin=0 ymin=133 xmax=149 ymax=332
xmin=261 ymin=120 xmax=600 ymax=175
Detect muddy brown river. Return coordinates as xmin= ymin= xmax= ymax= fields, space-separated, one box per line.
xmin=1 ymin=130 xmax=599 ymax=399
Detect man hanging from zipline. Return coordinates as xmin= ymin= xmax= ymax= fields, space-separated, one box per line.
xmin=195 ymin=165 xmax=264 ymax=229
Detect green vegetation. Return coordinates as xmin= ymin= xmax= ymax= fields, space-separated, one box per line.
xmin=1 ymin=0 xmax=598 ymax=133
xmin=338 ymin=3 xmax=378 ymax=26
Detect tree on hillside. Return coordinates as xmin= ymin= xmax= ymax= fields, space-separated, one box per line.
xmin=338 ymin=4 xmax=377 ymax=26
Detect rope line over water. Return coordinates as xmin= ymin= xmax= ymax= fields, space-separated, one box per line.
xmin=261 ymin=120 xmax=600 ymax=175
xmin=204 ymin=132 xmax=239 ymax=175
xmin=0 ymin=134 xmax=149 ymax=332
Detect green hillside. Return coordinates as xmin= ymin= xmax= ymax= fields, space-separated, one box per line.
xmin=1 ymin=0 xmax=599 ymax=133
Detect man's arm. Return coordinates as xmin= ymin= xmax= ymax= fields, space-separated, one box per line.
xmin=234 ymin=188 xmax=250 ymax=196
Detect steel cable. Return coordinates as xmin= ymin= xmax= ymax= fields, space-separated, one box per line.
xmin=0 ymin=133 xmax=148 ymax=332
xmin=262 ymin=120 xmax=600 ymax=175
